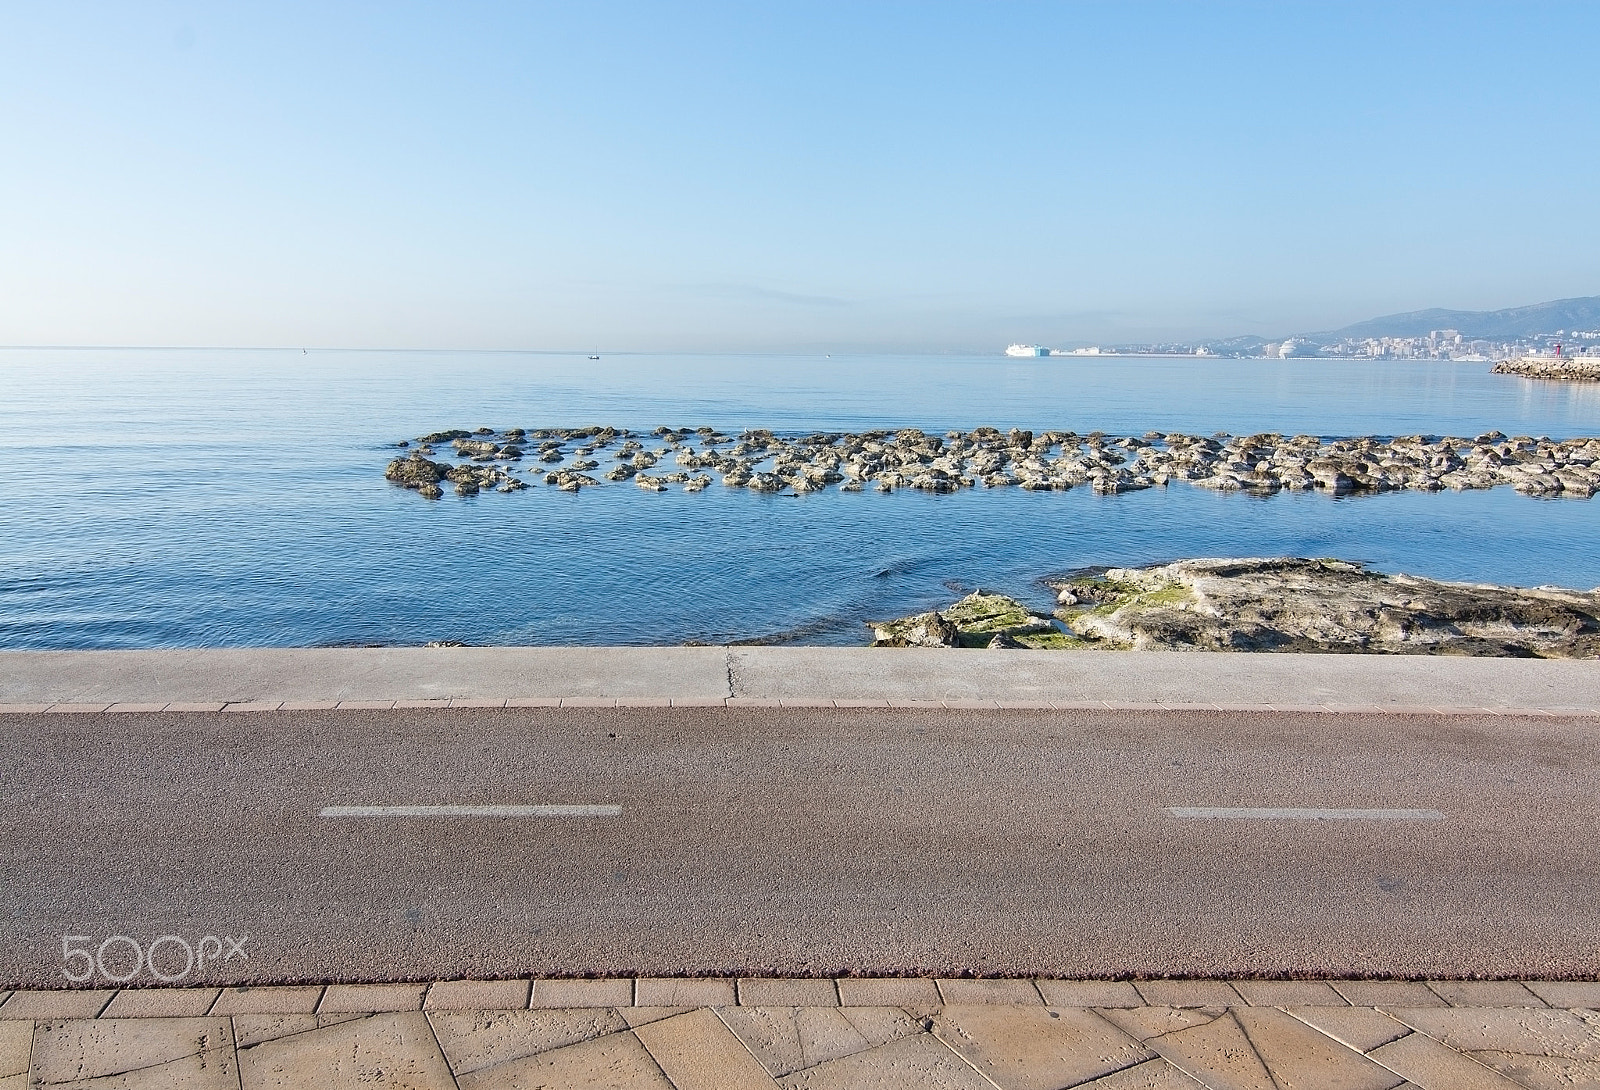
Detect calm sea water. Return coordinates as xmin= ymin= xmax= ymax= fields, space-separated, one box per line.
xmin=2 ymin=347 xmax=1598 ymax=649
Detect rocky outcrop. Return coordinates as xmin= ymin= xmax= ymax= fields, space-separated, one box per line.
xmin=1493 ymin=357 xmax=1600 ymax=382
xmin=866 ymin=560 xmax=1600 ymax=657
xmin=869 ymin=592 xmax=1073 ymax=649
xmin=1051 ymin=558 xmax=1600 ymax=658
xmin=387 ymin=425 xmax=1600 ymax=501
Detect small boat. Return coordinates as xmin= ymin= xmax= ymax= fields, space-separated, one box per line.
xmin=588 ymin=354 xmax=600 ymax=360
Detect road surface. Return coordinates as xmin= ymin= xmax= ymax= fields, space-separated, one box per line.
xmin=1 ymin=705 xmax=1596 ymax=987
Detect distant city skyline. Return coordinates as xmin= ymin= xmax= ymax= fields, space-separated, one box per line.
xmin=2 ymin=2 xmax=1597 ymax=352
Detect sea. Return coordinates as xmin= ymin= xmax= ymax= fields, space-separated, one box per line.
xmin=2 ymin=347 xmax=1598 ymax=650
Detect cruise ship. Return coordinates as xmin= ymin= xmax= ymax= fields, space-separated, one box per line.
xmin=1005 ymin=344 xmax=1051 ymax=357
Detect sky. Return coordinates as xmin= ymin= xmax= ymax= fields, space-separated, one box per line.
xmin=2 ymin=1 xmax=1597 ymax=352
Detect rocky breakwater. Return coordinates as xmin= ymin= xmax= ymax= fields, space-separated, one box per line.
xmin=386 ymin=425 xmax=1600 ymax=500
xmin=869 ymin=559 xmax=1600 ymax=657
xmin=1493 ymin=356 xmax=1600 ymax=382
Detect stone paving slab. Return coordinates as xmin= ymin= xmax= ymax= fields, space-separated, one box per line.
xmin=4 ymin=646 xmax=1600 ymax=713
xmin=1 ymin=978 xmax=1594 ymax=1087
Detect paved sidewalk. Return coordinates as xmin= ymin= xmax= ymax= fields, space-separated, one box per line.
xmin=3 ymin=646 xmax=1600 ymax=713
xmin=3 ymin=978 xmax=1598 ymax=1088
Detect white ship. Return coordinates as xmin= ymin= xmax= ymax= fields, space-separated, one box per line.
xmin=1005 ymin=344 xmax=1051 ymax=357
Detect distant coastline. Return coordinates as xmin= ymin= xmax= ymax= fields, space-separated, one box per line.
xmin=1010 ymin=293 xmax=1600 ymax=361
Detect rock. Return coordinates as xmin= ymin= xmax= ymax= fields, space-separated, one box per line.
xmin=1049 ymin=557 xmax=1600 ymax=658
xmin=385 ymin=455 xmax=447 ymax=489
xmin=940 ymin=592 xmax=1058 ymax=645
xmin=870 ymin=592 xmax=1058 ymax=649
xmin=868 ymin=609 xmax=959 ymax=648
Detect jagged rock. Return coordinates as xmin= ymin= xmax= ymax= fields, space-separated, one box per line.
xmin=1051 ymin=557 xmax=1600 ymax=658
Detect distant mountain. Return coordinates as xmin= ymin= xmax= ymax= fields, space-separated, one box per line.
xmin=1307 ymin=296 xmax=1600 ymax=343
xmin=1203 ymin=334 xmax=1272 ymax=353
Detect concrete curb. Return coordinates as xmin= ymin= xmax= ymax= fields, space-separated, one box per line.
xmin=4 ymin=698 xmax=1599 ymax=716
xmin=3 ymin=977 xmax=1596 ymax=1017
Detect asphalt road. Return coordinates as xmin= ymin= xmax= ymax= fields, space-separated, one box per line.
xmin=2 ymin=706 xmax=1597 ymax=988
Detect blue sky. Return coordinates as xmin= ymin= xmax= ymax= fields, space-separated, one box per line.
xmin=2 ymin=2 xmax=1596 ymax=350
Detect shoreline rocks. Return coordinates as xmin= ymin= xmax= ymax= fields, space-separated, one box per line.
xmin=1056 ymin=558 xmax=1600 ymax=657
xmin=869 ymin=559 xmax=1600 ymax=657
xmin=386 ymin=425 xmax=1600 ymax=501
xmin=1492 ymin=357 xmax=1600 ymax=382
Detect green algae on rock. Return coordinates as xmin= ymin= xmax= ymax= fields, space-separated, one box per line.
xmin=868 ymin=591 xmax=1072 ymax=649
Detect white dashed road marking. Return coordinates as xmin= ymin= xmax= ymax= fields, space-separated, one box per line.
xmin=1166 ymin=807 xmax=1444 ymax=821
xmin=320 ymin=804 xmax=622 ymax=818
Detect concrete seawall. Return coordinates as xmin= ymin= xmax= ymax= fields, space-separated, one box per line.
xmin=2 ymin=647 xmax=1598 ymax=713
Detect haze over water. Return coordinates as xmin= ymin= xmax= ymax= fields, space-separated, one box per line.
xmin=3 ymin=348 xmax=1598 ymax=650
